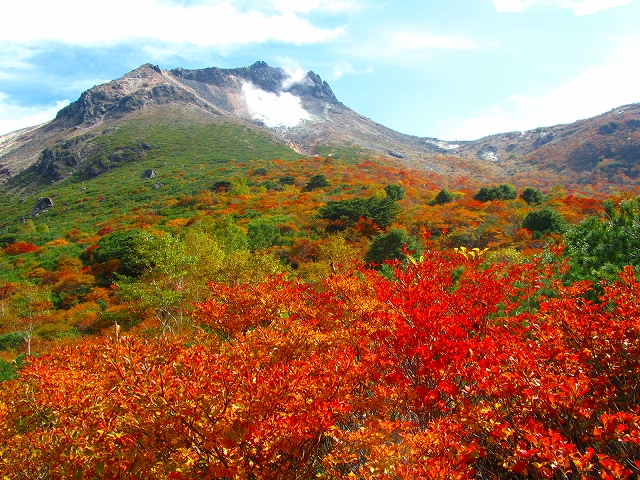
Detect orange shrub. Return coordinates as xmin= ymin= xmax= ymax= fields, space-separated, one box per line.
xmin=4 ymin=242 xmax=38 ymax=255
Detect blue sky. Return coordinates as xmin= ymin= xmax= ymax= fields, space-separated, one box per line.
xmin=0 ymin=0 xmax=638 ymax=140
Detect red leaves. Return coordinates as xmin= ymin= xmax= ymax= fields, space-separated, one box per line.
xmin=1 ymin=253 xmax=640 ymax=478
xmin=3 ymin=241 xmax=38 ymax=255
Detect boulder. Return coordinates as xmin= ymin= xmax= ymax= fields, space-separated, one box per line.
xmin=141 ymin=169 xmax=157 ymax=179
xmin=30 ymin=197 xmax=54 ymax=216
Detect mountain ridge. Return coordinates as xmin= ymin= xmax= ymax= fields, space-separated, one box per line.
xmin=1 ymin=62 xmax=639 ymax=191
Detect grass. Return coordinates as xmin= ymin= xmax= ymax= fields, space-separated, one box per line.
xmin=0 ymin=119 xmax=303 ymax=242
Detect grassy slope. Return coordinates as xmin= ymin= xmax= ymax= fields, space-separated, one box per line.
xmin=0 ymin=118 xmax=308 ymax=239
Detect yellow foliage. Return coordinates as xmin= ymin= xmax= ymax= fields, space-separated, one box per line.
xmin=166 ymin=218 xmax=190 ymax=228
xmin=454 ymin=246 xmax=488 ymax=260
xmin=45 ymin=239 xmax=71 ymax=247
xmin=484 ymin=247 xmax=523 ymax=264
xmin=297 ymin=261 xmax=331 ymax=282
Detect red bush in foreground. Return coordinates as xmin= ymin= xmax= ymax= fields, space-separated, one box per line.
xmin=1 ymin=252 xmax=639 ymax=478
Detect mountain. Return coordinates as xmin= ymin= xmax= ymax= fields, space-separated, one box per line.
xmin=1 ymin=61 xmax=639 ymax=191
xmin=452 ymin=103 xmax=640 ymax=189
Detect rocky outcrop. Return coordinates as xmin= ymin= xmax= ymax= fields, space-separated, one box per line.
xmin=34 ymin=134 xmax=96 ymax=181
xmin=30 ymin=197 xmax=53 ymax=216
xmin=141 ymin=169 xmax=156 ymax=179
xmin=170 ymin=61 xmax=340 ymax=104
xmin=49 ymin=64 xmax=203 ymax=130
xmin=31 ymin=135 xmax=153 ymax=183
xmin=477 ymin=144 xmax=499 ymax=162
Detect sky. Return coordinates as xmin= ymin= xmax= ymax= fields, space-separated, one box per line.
xmin=0 ymin=0 xmax=639 ymax=140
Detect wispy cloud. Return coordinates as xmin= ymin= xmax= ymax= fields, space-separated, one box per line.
xmin=331 ymin=62 xmax=358 ymax=79
xmin=0 ymin=93 xmax=69 ymax=135
xmin=362 ymin=31 xmax=480 ymax=63
xmin=448 ymin=44 xmax=640 ymax=140
xmin=492 ymin=0 xmax=636 ymax=15
xmin=0 ymin=44 xmax=39 ymax=79
xmin=0 ymin=0 xmax=344 ymax=46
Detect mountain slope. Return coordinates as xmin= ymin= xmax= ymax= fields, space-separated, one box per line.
xmin=452 ymin=103 xmax=640 ymax=188
xmin=0 ymin=62 xmax=496 ymax=188
xmin=0 ymin=61 xmax=639 ymax=193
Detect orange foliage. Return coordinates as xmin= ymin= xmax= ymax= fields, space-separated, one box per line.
xmin=2 ymin=254 xmax=639 ymax=478
xmin=3 ymin=242 xmax=38 ymax=255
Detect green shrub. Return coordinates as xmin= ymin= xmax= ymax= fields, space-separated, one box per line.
xmin=522 ymin=208 xmax=566 ymax=234
xmin=521 ymin=187 xmax=544 ymax=205
xmin=474 ymin=184 xmax=518 ymax=202
xmin=365 ymin=228 xmax=420 ymax=265
xmin=303 ymin=174 xmax=330 ymax=192
xmin=0 ymin=332 xmax=23 ymax=351
xmin=384 ymin=184 xmax=405 ymax=201
xmin=563 ymin=197 xmax=640 ymax=285
xmin=434 ymin=188 xmax=454 ymax=205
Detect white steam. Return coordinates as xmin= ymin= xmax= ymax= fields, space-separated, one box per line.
xmin=241 ymin=82 xmax=310 ymax=128
xmin=282 ymin=65 xmax=312 ymax=90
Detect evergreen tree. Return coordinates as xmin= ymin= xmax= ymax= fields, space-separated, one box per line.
xmin=384 ymin=184 xmax=405 ymax=201
xmin=303 ymin=174 xmax=330 ymax=191
xmin=474 ymin=184 xmax=517 ymax=202
xmin=365 ymin=228 xmax=420 ymax=265
xmin=521 ymin=187 xmax=544 ymax=205
xmin=434 ymin=188 xmax=454 ymax=205
xmin=522 ymin=208 xmax=567 ymax=235
xmin=563 ymin=197 xmax=640 ymax=285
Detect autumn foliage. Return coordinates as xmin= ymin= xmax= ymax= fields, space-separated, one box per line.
xmin=1 ymin=248 xmax=639 ymax=478
xmin=3 ymin=242 xmax=38 ymax=255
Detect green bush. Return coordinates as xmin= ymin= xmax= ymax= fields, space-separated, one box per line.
xmin=384 ymin=184 xmax=405 ymax=201
xmin=279 ymin=175 xmax=295 ymax=185
xmin=0 ymin=359 xmax=18 ymax=382
xmin=434 ymin=188 xmax=454 ymax=205
xmin=303 ymin=174 xmax=330 ymax=192
xmin=317 ymin=188 xmax=401 ymax=229
xmin=365 ymin=228 xmax=420 ymax=265
xmin=0 ymin=332 xmax=23 ymax=351
xmin=82 ymin=229 xmax=145 ymax=277
xmin=563 ymin=197 xmax=640 ymax=285
xmin=474 ymin=183 xmax=518 ymax=202
xmin=247 ymin=218 xmax=281 ymax=250
xmin=520 ymin=187 xmax=544 ymax=205
xmin=522 ymin=208 xmax=566 ymax=235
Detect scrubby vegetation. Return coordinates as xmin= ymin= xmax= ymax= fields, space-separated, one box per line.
xmin=1 ymin=122 xmax=639 ymax=478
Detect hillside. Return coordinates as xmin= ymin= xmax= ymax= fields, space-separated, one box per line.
xmin=453 ymin=103 xmax=640 ymax=189
xmin=1 ymin=62 xmax=640 ymax=479
xmin=1 ymin=62 xmax=638 ymax=196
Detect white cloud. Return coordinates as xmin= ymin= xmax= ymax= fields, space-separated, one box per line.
xmin=0 ymin=43 xmax=39 ymax=79
xmin=241 ymin=82 xmax=310 ymax=128
xmin=448 ymin=48 xmax=640 ymax=140
xmin=0 ymin=93 xmax=69 ymax=135
xmin=492 ymin=0 xmax=636 ymax=15
xmin=0 ymin=0 xmax=344 ymax=46
xmin=561 ymin=0 xmax=636 ymax=15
